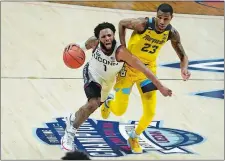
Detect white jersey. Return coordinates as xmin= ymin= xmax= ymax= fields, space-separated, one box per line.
xmin=88 ymin=42 xmax=124 ymax=82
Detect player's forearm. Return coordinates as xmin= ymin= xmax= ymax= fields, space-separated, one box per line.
xmin=170 ymin=28 xmax=189 ymax=70
xmin=118 ymin=46 xmax=163 ymax=89
xmin=118 ymin=21 xmax=127 ymax=46
xmin=180 ymin=55 xmax=189 ymax=70
xmin=143 ymin=69 xmax=163 ymax=89
xmin=171 ymin=42 xmax=189 ymax=70
xmin=130 ymin=56 xmax=163 ymax=89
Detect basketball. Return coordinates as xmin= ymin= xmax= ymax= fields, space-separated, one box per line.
xmin=63 ymin=44 xmax=86 ymax=69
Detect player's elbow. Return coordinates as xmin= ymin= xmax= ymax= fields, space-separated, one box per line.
xmin=119 ymin=19 xmax=129 ymax=29
xmin=119 ymin=20 xmax=125 ymax=26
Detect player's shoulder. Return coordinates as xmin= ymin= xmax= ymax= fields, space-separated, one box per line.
xmin=133 ymin=17 xmax=152 ymax=34
xmin=168 ymin=26 xmax=181 ymax=41
xmin=114 ymin=41 xmax=123 ymax=54
xmin=115 ymin=42 xmax=125 ymax=53
xmin=170 ymin=26 xmax=178 ymax=33
xmin=115 ymin=40 xmax=121 ymax=48
xmin=136 ymin=17 xmax=148 ymax=23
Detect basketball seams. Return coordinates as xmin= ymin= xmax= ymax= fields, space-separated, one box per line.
xmin=68 ymin=51 xmax=82 ymax=65
xmin=63 ymin=51 xmax=73 ymax=68
xmin=63 ymin=45 xmax=85 ymax=69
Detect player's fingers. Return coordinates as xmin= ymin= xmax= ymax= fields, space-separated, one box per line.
xmin=186 ymin=75 xmax=191 ymax=80
xmin=166 ymin=90 xmax=172 ymax=96
xmin=67 ymin=44 xmax=72 ymax=51
xmin=64 ymin=44 xmax=71 ymax=53
xmin=183 ymin=75 xmax=188 ymax=81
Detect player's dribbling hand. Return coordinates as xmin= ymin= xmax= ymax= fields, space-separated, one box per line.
xmin=181 ymin=68 xmax=191 ymax=81
xmin=64 ymin=43 xmax=79 ymax=53
xmin=159 ymin=86 xmax=172 ymax=97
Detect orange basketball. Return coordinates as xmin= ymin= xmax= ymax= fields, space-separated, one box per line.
xmin=63 ymin=45 xmax=86 ymax=69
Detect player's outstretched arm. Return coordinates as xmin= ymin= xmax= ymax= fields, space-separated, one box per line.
xmin=170 ymin=27 xmax=191 ymax=81
xmin=118 ymin=18 xmax=146 ymax=46
xmin=64 ymin=36 xmax=98 ymax=52
xmin=83 ymin=36 xmax=98 ymax=50
xmin=116 ymin=46 xmax=172 ymax=97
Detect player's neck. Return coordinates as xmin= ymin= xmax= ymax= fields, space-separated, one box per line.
xmin=101 ymin=48 xmax=113 ymax=56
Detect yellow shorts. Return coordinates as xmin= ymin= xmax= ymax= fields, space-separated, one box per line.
xmin=109 ymin=63 xmax=158 ymax=117
xmin=114 ymin=63 xmax=157 ymax=94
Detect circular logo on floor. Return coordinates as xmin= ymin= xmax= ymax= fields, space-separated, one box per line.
xmin=35 ymin=118 xmax=204 ymax=157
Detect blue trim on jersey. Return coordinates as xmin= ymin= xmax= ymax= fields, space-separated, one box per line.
xmin=114 ymin=88 xmax=120 ymax=92
xmin=140 ymin=79 xmax=152 ymax=87
xmin=122 ymin=88 xmax=131 ymax=94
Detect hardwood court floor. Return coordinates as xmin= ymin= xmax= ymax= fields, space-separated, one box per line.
xmin=55 ymin=1 xmax=224 ymax=16
xmin=1 ymin=1 xmax=224 ymax=160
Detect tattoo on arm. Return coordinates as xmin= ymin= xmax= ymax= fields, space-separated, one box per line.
xmin=170 ymin=28 xmax=186 ymax=61
xmin=170 ymin=27 xmax=189 ymax=70
xmin=120 ymin=18 xmax=147 ymax=32
xmin=119 ymin=17 xmax=146 ymax=46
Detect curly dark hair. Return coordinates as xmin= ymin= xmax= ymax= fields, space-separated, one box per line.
xmin=94 ymin=22 xmax=116 ymax=39
xmin=61 ymin=151 xmax=91 ymax=160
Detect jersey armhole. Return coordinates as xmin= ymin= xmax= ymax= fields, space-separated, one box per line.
xmin=167 ymin=26 xmax=174 ymax=41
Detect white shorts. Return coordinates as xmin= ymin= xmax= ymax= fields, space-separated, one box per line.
xmin=83 ymin=63 xmax=115 ymax=102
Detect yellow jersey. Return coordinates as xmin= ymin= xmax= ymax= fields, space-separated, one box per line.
xmin=127 ymin=17 xmax=172 ymax=65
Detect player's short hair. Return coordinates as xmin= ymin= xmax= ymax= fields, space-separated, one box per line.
xmin=61 ymin=151 xmax=91 ymax=160
xmin=94 ymin=22 xmax=116 ymax=39
xmin=157 ymin=3 xmax=173 ymax=15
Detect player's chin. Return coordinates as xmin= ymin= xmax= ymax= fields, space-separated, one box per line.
xmin=159 ymin=26 xmax=166 ymax=30
xmin=105 ymin=44 xmax=112 ymax=50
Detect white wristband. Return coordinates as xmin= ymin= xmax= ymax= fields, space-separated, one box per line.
xmin=76 ymin=41 xmax=87 ymax=52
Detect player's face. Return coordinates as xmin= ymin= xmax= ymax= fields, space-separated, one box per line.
xmin=156 ymin=10 xmax=173 ymax=30
xmin=99 ymin=28 xmax=115 ymax=50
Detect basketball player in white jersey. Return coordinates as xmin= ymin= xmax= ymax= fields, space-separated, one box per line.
xmin=61 ymin=22 xmax=172 ymax=152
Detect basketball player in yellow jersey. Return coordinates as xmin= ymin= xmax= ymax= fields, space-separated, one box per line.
xmin=101 ymin=3 xmax=191 ymax=153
